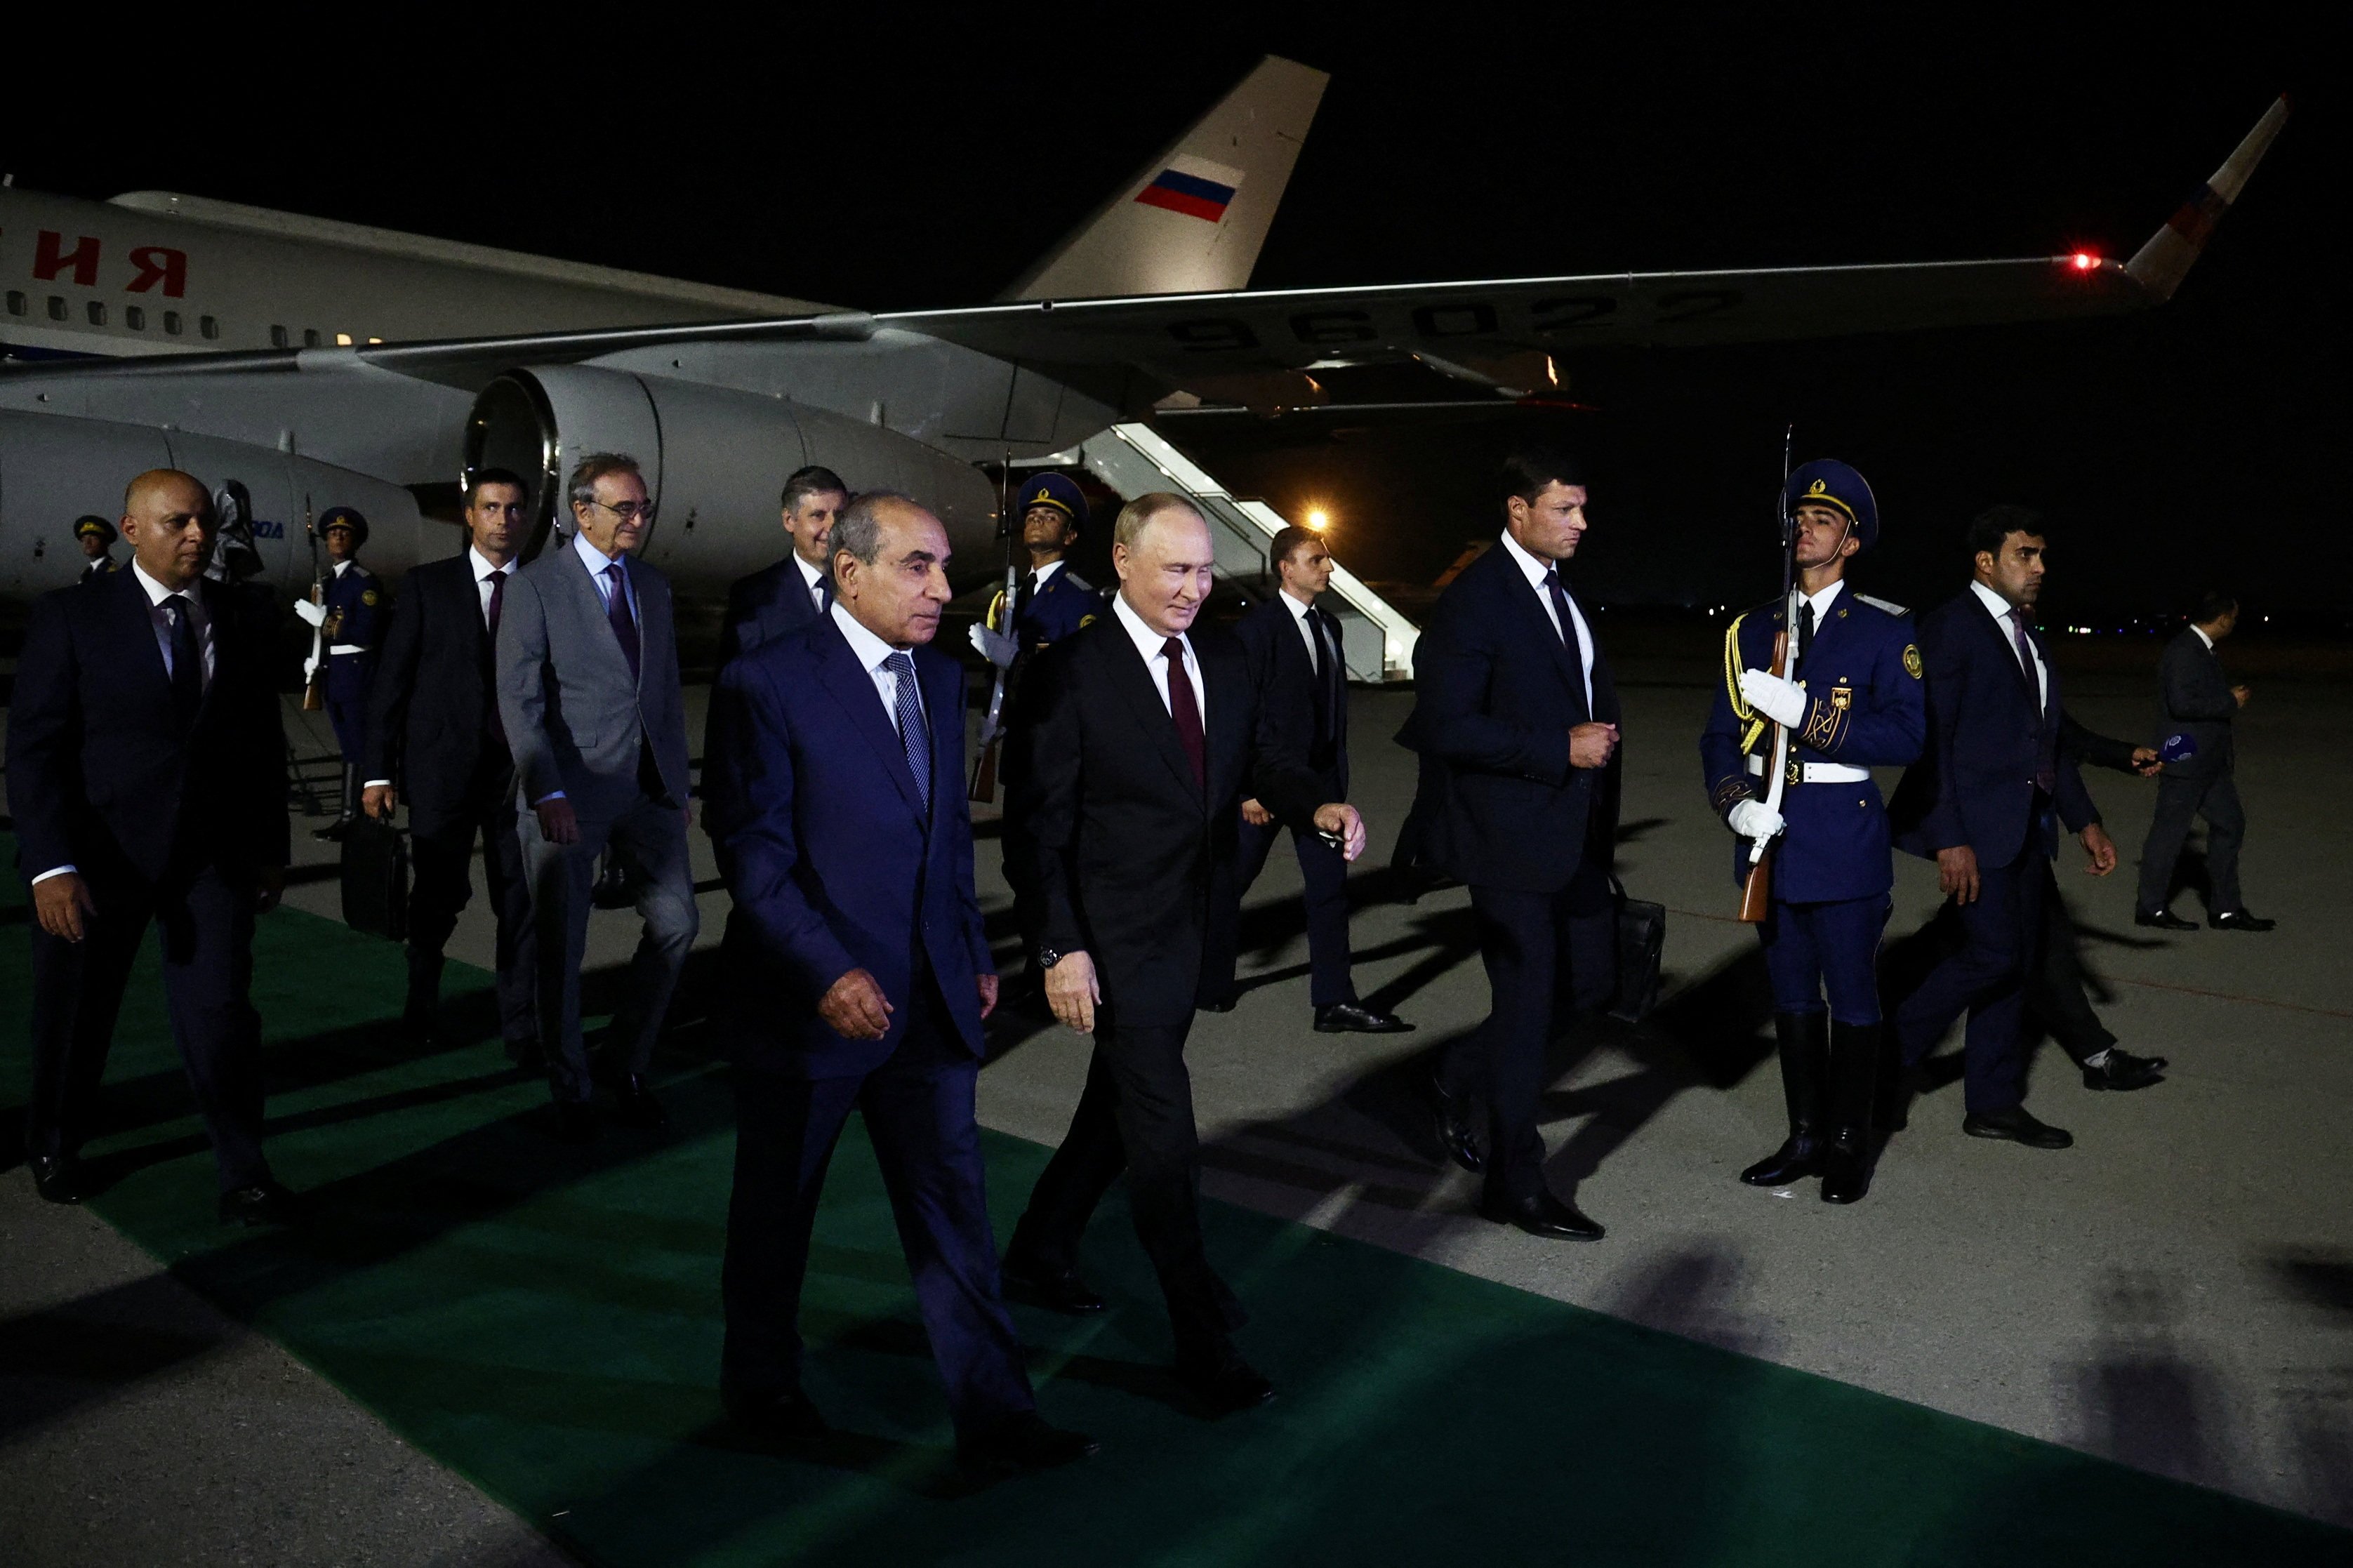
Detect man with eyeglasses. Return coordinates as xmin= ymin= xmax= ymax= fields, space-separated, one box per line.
xmin=498 ymin=454 xmax=699 ymax=1143
xmin=362 ymin=469 xmax=540 ymax=1059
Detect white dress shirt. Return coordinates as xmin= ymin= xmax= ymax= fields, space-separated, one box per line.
xmin=35 ymin=565 xmax=213 ymax=885
xmin=2192 ymin=625 xmax=2215 ymax=651
xmin=1796 ymin=578 xmax=1844 ymax=669
xmin=1498 ymin=529 xmax=1595 ymax=710
xmin=828 ymin=602 xmax=927 ymax=729
xmin=1112 ymin=592 xmax=1206 ymax=724
xmin=365 ymin=549 xmax=515 ymax=791
xmin=1970 ymin=578 xmax=2047 ymax=711
xmin=1281 ymin=585 xmax=1329 ymax=672
xmin=795 ymin=552 xmax=828 ymax=613
xmin=573 ymin=530 xmax=639 ymax=623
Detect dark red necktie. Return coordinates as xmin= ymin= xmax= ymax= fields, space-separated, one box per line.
xmin=486 ymin=569 xmax=509 ymax=748
xmin=1162 ymin=636 xmax=1205 ymax=787
xmin=605 ymin=563 xmax=641 ymax=683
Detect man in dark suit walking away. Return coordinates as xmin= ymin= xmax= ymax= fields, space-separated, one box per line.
xmin=9 ymin=469 xmax=295 ymax=1224
xmin=1888 ymin=506 xmax=2118 ymax=1152
xmin=361 ymin=468 xmax=538 ymax=1056
xmin=1198 ymin=525 xmax=1410 ymax=1034
xmin=703 ymin=490 xmax=1095 ymax=1479
xmin=714 ymin=465 xmax=847 ymax=670
xmin=1398 ymin=449 xmax=1622 ymax=1242
xmin=2135 ymin=590 xmax=2272 ymax=932
xmin=1001 ymin=495 xmax=1365 ymax=1416
xmin=498 ymin=454 xmax=698 ymax=1143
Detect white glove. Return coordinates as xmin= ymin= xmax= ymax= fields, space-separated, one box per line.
xmin=1728 ymin=799 xmax=1785 ymax=840
xmin=1738 ymin=667 xmax=1808 ymax=729
xmin=968 ymin=622 xmax=1017 ymax=670
xmin=293 ymin=598 xmax=329 ymax=629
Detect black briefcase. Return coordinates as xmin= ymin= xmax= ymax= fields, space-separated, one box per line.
xmin=340 ymin=816 xmax=409 ymax=942
xmin=1608 ymin=877 xmax=1666 ymax=1024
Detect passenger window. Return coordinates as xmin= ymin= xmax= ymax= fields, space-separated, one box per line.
xmin=303 ymin=328 xmax=322 ymax=347
xmin=199 ymin=316 xmax=219 ymax=340
xmin=271 ymin=325 xmax=289 ymax=348
xmin=48 ymin=295 xmax=67 ymax=321
xmin=4 ymin=291 xmax=24 ymax=316
xmin=86 ymin=301 xmax=107 ymax=326
xmin=165 ymin=311 xmax=183 ymax=334
xmin=126 ymin=305 xmax=146 ymax=331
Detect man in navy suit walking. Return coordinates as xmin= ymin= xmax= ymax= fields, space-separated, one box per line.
xmin=714 ymin=465 xmax=848 ymax=670
xmin=703 ymin=490 xmax=1095 ymax=1480
xmin=1398 ymin=449 xmax=1622 ymax=1241
xmin=1889 ymin=506 xmax=2119 ymax=1151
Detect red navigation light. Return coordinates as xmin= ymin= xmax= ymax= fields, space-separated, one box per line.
xmin=2069 ymin=251 xmax=2100 ymax=271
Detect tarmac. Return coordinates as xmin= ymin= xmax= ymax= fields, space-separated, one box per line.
xmin=4 ymin=619 xmax=2348 ymax=1564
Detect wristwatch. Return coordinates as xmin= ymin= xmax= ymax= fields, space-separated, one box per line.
xmin=1036 ymin=945 xmax=1063 ymax=971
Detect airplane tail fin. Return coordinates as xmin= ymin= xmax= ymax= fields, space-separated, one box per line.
xmin=1001 ymin=55 xmax=1328 ymax=302
xmin=2126 ymin=95 xmax=2291 ymax=301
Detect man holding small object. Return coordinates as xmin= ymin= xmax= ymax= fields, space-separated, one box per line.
xmin=2136 ymin=590 xmax=2270 ymax=931
xmin=1700 ymin=460 xmax=1924 ymax=1204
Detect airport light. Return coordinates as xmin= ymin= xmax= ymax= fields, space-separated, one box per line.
xmin=1305 ymin=507 xmax=1331 ymax=531
xmin=2069 ymin=251 xmax=2100 ymax=271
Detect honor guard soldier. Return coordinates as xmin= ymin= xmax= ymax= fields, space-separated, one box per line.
xmin=1699 ymin=459 xmax=1925 ymax=1204
xmin=301 ymin=506 xmax=385 ymax=841
xmin=74 ymin=515 xmax=120 ymax=581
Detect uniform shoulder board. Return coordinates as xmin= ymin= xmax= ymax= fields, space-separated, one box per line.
xmin=1853 ymin=593 xmax=1909 ymax=617
xmin=350 ymin=563 xmax=376 ymax=578
xmin=1063 ymin=571 xmax=1095 ymax=593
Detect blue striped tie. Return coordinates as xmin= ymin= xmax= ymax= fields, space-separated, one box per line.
xmin=885 ymin=651 xmax=930 ymax=809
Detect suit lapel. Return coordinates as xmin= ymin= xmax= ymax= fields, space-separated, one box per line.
xmin=1100 ymin=622 xmax=1204 ymax=805
xmin=106 ymin=567 xmax=174 ymax=702
xmin=812 ymin=618 xmax=925 ymax=819
xmin=559 ymin=540 xmax=635 ymax=691
xmin=1967 ymin=594 xmax=2036 ymax=707
xmin=1492 ymin=550 xmax=1589 ymax=721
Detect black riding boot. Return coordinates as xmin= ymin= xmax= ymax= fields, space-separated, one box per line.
xmin=314 ymin=763 xmax=361 ymax=842
xmin=1741 ymin=1012 xmax=1828 ymax=1185
xmin=1820 ymin=1020 xmax=1883 ymax=1205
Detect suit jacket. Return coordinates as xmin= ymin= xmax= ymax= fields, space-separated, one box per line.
xmin=1012 ymin=614 xmax=1327 ymax=1027
xmin=1396 ymin=542 xmax=1621 ymax=894
xmin=2154 ymin=627 xmax=2236 ymax=779
xmin=1889 ymin=589 xmax=2097 ymax=867
xmin=7 ymin=569 xmax=289 ymax=885
xmin=2060 ymin=712 xmax=2140 ymax=775
xmin=717 ymin=555 xmax=825 ymax=667
xmin=363 ymin=553 xmax=510 ymax=837
xmin=496 ymin=539 xmax=691 ymax=821
xmin=1235 ymin=594 xmax=1349 ymax=795
xmin=704 ymin=614 xmax=992 ymax=1077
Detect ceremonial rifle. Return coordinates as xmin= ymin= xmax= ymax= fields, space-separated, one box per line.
xmin=969 ymin=460 xmax=1019 ymax=802
xmin=1736 ymin=425 xmax=1798 ymax=922
xmin=300 ymin=493 xmax=329 ymax=712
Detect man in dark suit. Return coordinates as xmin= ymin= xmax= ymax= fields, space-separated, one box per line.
xmin=1398 ymin=449 xmax=1622 ymax=1241
xmin=1199 ymin=525 xmax=1408 ymax=1033
xmin=2036 ymin=717 xmax=2170 ymax=1090
xmin=361 ymin=468 xmax=537 ymax=1055
xmin=9 ymin=469 xmax=294 ymax=1224
xmin=1002 ymin=495 xmax=1364 ymax=1414
xmin=714 ymin=465 xmax=847 ymax=669
xmin=1888 ymin=506 xmax=2117 ymax=1151
xmin=498 ymin=453 xmax=698 ymax=1142
xmin=703 ymin=490 xmax=1095 ymax=1478
xmin=2135 ymin=590 xmax=2271 ymax=931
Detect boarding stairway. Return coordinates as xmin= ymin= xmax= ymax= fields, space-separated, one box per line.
xmin=1071 ymin=423 xmax=1421 ymax=682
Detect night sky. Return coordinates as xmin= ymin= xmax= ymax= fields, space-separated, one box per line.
xmin=4 ymin=11 xmax=2340 ymax=625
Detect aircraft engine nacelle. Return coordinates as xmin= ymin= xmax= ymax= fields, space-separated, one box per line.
xmin=465 ymin=365 xmax=1000 ymax=594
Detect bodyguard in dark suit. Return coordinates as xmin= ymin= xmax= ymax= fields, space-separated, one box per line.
xmin=1200 ymin=526 xmax=1409 ymax=1033
xmin=360 ymin=469 xmax=538 ymax=1054
xmin=2135 ymin=591 xmax=2271 ymax=931
xmin=9 ymin=470 xmax=295 ymax=1224
xmin=1888 ymin=506 xmax=2118 ymax=1151
xmin=703 ymin=491 xmax=1094 ymax=1477
xmin=713 ymin=465 xmax=846 ymax=670
xmin=499 ymin=454 xmax=698 ymax=1141
xmin=1398 ymin=449 xmax=1621 ymax=1240
xmin=1003 ymin=495 xmax=1363 ymax=1414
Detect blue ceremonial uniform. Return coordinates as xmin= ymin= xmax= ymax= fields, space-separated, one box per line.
xmin=1008 ymin=563 xmax=1101 ymax=651
xmin=322 ymin=560 xmax=384 ymax=759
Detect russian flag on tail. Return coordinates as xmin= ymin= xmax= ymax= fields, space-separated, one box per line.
xmin=1134 ymin=154 xmax=1245 ymax=223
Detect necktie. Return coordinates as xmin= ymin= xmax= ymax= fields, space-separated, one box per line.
xmin=605 ymin=563 xmax=640 ymax=682
xmin=1308 ymin=611 xmax=1337 ymax=743
xmin=1796 ymin=601 xmax=1816 ymax=675
xmin=164 ymin=594 xmax=201 ymax=713
xmin=2013 ymin=609 xmax=2056 ymax=792
xmin=1017 ymin=571 xmax=1038 ymax=624
xmin=486 ymin=569 xmax=510 ymax=748
xmin=2009 ymin=610 xmax=2041 ymax=714
xmin=486 ymin=567 xmax=508 ymax=636
xmin=1162 ymin=636 xmax=1205 ymax=788
xmin=884 ymin=651 xmax=930 ymax=809
xmin=814 ymin=573 xmax=832 ymax=614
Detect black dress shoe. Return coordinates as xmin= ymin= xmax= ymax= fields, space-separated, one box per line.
xmin=1817 ymin=1128 xmax=1872 ymax=1205
xmin=726 ymin=1388 xmax=831 ymax=1443
xmin=2134 ymin=908 xmax=2199 ymax=932
xmin=2082 ymin=1049 xmax=2168 ymax=1091
xmin=1429 ymin=1067 xmax=1485 ymax=1173
xmin=1961 ymin=1106 xmax=2074 ymax=1149
xmin=1196 ymin=995 xmax=1237 ymax=1014
xmin=958 ymin=1412 xmax=1099 ymax=1479
xmin=2211 ymin=908 xmax=2276 ymax=932
xmin=612 ymin=1075 xmax=668 ymax=1130
xmin=218 ymin=1180 xmax=300 ymax=1227
xmin=1479 ymin=1188 xmax=1605 ymax=1241
xmin=29 ymin=1154 xmax=84 ymax=1204
xmin=1000 ymin=1254 xmax=1105 ymax=1315
xmin=1315 ymin=1002 xmax=1414 ymax=1035
xmin=1739 ymin=1133 xmax=1823 ymax=1188
xmin=1177 ymin=1356 xmax=1276 ymax=1417
xmin=552 ymin=1099 xmax=598 ymax=1145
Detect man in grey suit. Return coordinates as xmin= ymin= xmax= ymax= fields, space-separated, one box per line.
xmin=2135 ymin=590 xmax=2272 ymax=932
xmin=499 ymin=453 xmax=701 ymax=1140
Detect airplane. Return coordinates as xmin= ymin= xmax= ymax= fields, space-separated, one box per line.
xmin=0 ymin=58 xmax=2289 ymax=667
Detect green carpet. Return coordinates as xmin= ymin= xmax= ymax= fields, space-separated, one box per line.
xmin=4 ymin=870 xmax=2347 ymax=1567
